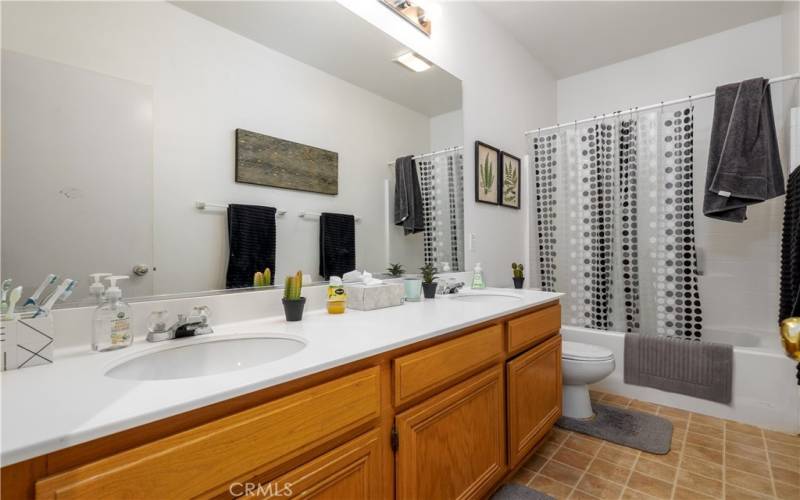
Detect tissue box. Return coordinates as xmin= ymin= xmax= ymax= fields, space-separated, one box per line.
xmin=1 ymin=315 xmax=55 ymax=370
xmin=344 ymin=283 xmax=404 ymax=311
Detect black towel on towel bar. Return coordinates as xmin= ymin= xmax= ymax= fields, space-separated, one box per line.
xmin=225 ymin=204 xmax=276 ymax=289
xmin=780 ymin=167 xmax=800 ymax=321
xmin=319 ymin=212 xmax=356 ymax=280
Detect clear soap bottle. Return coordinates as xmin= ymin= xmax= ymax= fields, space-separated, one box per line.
xmin=471 ymin=263 xmax=486 ymax=289
xmin=92 ymin=275 xmax=133 ymax=351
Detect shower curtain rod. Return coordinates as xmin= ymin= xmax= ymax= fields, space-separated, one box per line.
xmin=524 ymin=73 xmax=800 ymax=135
xmin=387 ymin=145 xmax=463 ymax=166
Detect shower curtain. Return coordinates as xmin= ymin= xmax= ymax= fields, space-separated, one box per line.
xmin=416 ymin=150 xmax=465 ymax=271
xmin=530 ymin=107 xmax=703 ymax=339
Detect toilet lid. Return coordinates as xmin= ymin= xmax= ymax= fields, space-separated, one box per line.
xmin=562 ymin=341 xmax=614 ymax=361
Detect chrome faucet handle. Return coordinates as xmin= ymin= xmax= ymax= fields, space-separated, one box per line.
xmin=189 ymin=305 xmax=213 ymax=335
xmin=438 ymin=279 xmax=465 ymax=295
xmin=146 ymin=310 xmax=174 ymax=342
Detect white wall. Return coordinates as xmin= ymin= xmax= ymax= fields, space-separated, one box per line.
xmin=782 ymin=0 xmax=800 ymax=110
xmin=430 ymin=109 xmax=464 ymax=151
xmin=2 ymin=1 xmax=433 ymax=296
xmin=338 ymin=0 xmax=557 ymax=287
xmin=556 ymin=16 xmax=789 ymax=339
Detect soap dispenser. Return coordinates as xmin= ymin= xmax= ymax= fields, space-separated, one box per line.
xmin=88 ymin=273 xmax=112 ymax=304
xmin=471 ymin=263 xmax=486 ymax=289
xmin=92 ymin=275 xmax=133 ymax=352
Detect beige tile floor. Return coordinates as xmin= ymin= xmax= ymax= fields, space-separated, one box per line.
xmin=510 ymin=391 xmax=800 ymax=500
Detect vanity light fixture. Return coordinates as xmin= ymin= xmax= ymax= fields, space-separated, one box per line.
xmin=394 ymin=52 xmax=432 ymax=72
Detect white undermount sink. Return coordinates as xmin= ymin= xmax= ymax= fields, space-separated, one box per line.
xmin=450 ymin=291 xmax=523 ymax=303
xmin=105 ymin=335 xmax=306 ymax=381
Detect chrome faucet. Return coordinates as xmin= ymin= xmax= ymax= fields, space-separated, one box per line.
xmin=439 ymin=279 xmax=465 ymax=295
xmin=146 ymin=306 xmax=212 ymax=342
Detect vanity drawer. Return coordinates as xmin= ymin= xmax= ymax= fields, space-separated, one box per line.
xmin=507 ymin=304 xmax=561 ymax=354
xmin=35 ymin=367 xmax=381 ymax=500
xmin=393 ymin=324 xmax=504 ymax=406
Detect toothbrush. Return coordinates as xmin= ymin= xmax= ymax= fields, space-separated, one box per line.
xmin=23 ymin=274 xmax=58 ymax=307
xmin=1 ymin=279 xmax=12 ymax=302
xmin=34 ymin=279 xmax=76 ymax=318
xmin=5 ymin=286 xmax=22 ymax=319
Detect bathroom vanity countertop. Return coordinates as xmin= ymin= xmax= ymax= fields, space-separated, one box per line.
xmin=1 ymin=288 xmax=561 ymax=465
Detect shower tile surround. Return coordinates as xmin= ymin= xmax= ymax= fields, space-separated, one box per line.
xmin=512 ymin=391 xmax=800 ymax=500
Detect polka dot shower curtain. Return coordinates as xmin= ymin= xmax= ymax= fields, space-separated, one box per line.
xmin=530 ymin=106 xmax=703 ymax=339
xmin=416 ymin=150 xmax=465 ymax=272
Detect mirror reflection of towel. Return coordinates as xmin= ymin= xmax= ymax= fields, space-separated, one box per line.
xmin=319 ymin=212 xmax=355 ymax=280
xmin=225 ymin=204 xmax=276 ymax=288
xmin=394 ymin=155 xmax=424 ymax=235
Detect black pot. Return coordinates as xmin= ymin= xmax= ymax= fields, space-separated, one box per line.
xmin=513 ymin=277 xmax=525 ymax=289
xmin=282 ymin=297 xmax=306 ymax=321
xmin=422 ymin=282 xmax=438 ymax=299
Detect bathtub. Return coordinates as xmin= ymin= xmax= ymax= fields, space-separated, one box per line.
xmin=561 ymin=325 xmax=800 ymax=433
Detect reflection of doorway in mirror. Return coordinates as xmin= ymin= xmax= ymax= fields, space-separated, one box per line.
xmin=1 ymin=51 xmax=154 ymax=303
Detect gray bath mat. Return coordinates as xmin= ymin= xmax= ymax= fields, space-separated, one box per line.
xmin=557 ymin=403 xmax=673 ymax=454
xmin=491 ymin=484 xmax=554 ymax=500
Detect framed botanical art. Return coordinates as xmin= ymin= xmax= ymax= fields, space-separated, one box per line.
xmin=475 ymin=141 xmax=500 ymax=205
xmin=500 ymin=151 xmax=521 ymax=209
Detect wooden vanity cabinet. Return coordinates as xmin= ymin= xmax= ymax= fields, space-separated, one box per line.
xmin=394 ymin=366 xmax=505 ymax=500
xmin=5 ymin=302 xmax=562 ymax=500
xmin=506 ymin=334 xmax=562 ymax=467
xmin=35 ymin=368 xmax=381 ymax=499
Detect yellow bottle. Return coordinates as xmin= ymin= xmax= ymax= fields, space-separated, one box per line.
xmin=327 ymin=277 xmax=347 ymax=314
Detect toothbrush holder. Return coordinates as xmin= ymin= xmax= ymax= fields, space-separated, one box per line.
xmin=1 ymin=314 xmax=55 ymax=370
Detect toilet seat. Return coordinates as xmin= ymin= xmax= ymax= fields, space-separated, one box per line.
xmin=562 ymin=341 xmax=614 ymax=362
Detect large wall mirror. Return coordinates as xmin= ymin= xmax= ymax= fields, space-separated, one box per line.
xmin=1 ymin=1 xmax=464 ymax=305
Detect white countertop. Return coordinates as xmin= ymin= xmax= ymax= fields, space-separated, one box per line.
xmin=1 ymin=288 xmax=561 ymax=465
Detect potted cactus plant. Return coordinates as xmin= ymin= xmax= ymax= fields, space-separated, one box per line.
xmin=512 ymin=263 xmax=525 ymax=289
xmin=281 ymin=270 xmax=305 ymax=321
xmin=253 ymin=267 xmax=272 ymax=287
xmin=419 ymin=264 xmax=438 ymax=299
xmin=386 ymin=262 xmax=405 ymax=277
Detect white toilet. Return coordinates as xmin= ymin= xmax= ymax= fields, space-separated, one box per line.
xmin=562 ymin=341 xmax=616 ymax=419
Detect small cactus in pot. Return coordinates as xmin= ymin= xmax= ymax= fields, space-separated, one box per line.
xmin=512 ymin=263 xmax=525 ymax=289
xmin=253 ymin=267 xmax=272 ymax=287
xmin=282 ymin=270 xmax=306 ymax=321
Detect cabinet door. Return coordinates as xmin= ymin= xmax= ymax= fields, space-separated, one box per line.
xmin=506 ymin=334 xmax=562 ymax=467
xmin=395 ymin=365 xmax=505 ymax=500
xmin=254 ymin=430 xmax=382 ymax=500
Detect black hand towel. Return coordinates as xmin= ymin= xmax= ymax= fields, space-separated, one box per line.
xmin=704 ymin=77 xmax=784 ymax=222
xmin=225 ymin=204 xmax=276 ymax=289
xmin=394 ymin=155 xmax=425 ymax=235
xmin=319 ymin=212 xmax=355 ymax=280
xmin=780 ymin=167 xmax=800 ymax=321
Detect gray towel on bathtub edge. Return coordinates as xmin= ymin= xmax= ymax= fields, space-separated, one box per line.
xmin=624 ymin=334 xmax=733 ymax=404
